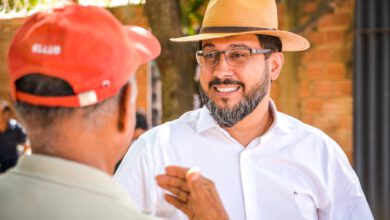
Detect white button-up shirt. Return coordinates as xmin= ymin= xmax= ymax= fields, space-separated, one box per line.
xmin=114 ymin=101 xmax=373 ymax=220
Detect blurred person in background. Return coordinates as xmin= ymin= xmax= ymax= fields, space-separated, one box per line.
xmin=0 ymin=99 xmax=27 ymax=173
xmin=133 ymin=112 xmax=148 ymax=142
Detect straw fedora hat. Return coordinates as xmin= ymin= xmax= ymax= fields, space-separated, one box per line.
xmin=170 ymin=0 xmax=310 ymax=51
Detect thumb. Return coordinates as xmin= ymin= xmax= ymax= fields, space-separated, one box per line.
xmin=186 ymin=167 xmax=201 ymax=193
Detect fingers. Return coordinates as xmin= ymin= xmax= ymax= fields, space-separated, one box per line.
xmin=158 ymin=166 xmax=230 ymax=220
xmin=186 ymin=173 xmax=230 ymax=220
xmin=186 ymin=172 xmax=215 ymax=200
xmin=156 ymin=174 xmax=190 ymax=192
xmin=156 ymin=172 xmax=190 ymax=203
xmin=165 ymin=186 xmax=189 ymax=202
xmin=164 ymin=194 xmax=192 ymax=217
xmin=165 ymin=165 xmax=190 ymax=179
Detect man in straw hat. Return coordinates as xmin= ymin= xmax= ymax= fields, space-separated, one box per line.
xmin=0 ymin=4 xmax=227 ymax=220
xmin=115 ymin=0 xmax=373 ymax=219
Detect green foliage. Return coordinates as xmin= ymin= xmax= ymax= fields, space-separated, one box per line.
xmin=0 ymin=0 xmax=40 ymax=10
xmin=180 ymin=0 xmax=206 ymax=35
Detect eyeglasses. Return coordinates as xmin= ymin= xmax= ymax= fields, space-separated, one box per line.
xmin=195 ymin=48 xmax=271 ymax=67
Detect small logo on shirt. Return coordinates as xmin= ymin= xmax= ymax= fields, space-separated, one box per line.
xmin=31 ymin=43 xmax=61 ymax=55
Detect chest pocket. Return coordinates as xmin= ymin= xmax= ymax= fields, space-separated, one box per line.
xmin=293 ymin=192 xmax=318 ymax=220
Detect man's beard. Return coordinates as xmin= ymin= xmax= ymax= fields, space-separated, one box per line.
xmin=199 ymin=65 xmax=270 ymax=128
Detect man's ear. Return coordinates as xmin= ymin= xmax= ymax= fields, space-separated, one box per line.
xmin=117 ymin=84 xmax=135 ymax=132
xmin=269 ymin=52 xmax=284 ymax=81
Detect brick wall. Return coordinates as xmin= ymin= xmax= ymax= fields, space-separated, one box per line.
xmin=273 ymin=0 xmax=355 ymax=162
xmin=0 ymin=18 xmax=25 ymax=104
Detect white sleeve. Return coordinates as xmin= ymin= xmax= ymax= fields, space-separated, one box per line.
xmin=114 ymin=138 xmax=160 ymax=215
xmin=321 ymin=143 xmax=374 ymax=220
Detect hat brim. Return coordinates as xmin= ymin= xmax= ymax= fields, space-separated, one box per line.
xmin=124 ymin=25 xmax=161 ymax=64
xmin=170 ymin=29 xmax=309 ymax=51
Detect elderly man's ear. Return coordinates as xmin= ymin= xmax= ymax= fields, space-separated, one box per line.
xmin=117 ymin=84 xmax=136 ymax=132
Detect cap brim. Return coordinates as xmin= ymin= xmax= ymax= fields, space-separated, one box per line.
xmin=170 ymin=30 xmax=310 ymax=52
xmin=124 ymin=25 xmax=161 ymax=63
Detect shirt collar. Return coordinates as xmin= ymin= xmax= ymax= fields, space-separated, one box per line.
xmin=196 ymin=106 xmax=220 ymax=133
xmin=196 ymin=99 xmax=291 ymax=135
xmin=268 ymin=99 xmax=291 ymax=135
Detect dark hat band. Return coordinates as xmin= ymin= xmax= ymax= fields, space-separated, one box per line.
xmin=200 ymin=26 xmax=277 ymax=33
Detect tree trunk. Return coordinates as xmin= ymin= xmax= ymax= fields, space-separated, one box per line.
xmin=145 ymin=0 xmax=197 ymax=122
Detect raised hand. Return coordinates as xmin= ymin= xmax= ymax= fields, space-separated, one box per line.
xmin=156 ymin=166 xmax=229 ymax=220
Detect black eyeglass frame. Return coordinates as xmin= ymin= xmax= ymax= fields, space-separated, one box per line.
xmin=195 ymin=48 xmax=272 ymax=67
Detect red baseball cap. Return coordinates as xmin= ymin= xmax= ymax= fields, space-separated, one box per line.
xmin=7 ymin=5 xmax=161 ymax=107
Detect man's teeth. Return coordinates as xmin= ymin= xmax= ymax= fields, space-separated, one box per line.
xmin=215 ymin=87 xmax=238 ymax=92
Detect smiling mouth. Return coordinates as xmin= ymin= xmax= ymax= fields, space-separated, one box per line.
xmin=213 ymin=85 xmax=240 ymax=93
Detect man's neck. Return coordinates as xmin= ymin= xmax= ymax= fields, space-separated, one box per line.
xmin=28 ymin=122 xmax=116 ymax=175
xmin=224 ymin=98 xmax=273 ymax=147
xmin=33 ymin=144 xmax=115 ymax=175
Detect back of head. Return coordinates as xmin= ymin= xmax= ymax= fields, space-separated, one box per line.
xmin=6 ymin=5 xmax=160 ymax=167
xmin=0 ymin=100 xmax=12 ymax=122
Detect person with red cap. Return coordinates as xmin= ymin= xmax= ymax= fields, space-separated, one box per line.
xmin=0 ymin=4 xmax=228 ymax=220
xmin=115 ymin=0 xmax=373 ymax=219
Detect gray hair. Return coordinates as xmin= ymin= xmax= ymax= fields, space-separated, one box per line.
xmin=14 ymin=74 xmax=125 ymax=149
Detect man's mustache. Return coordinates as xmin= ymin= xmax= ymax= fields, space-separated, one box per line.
xmin=208 ymin=78 xmax=245 ymax=89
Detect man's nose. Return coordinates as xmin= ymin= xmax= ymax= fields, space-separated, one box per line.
xmin=213 ymin=53 xmax=233 ymax=78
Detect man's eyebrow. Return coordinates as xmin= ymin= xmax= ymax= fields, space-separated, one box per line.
xmin=230 ymin=43 xmax=250 ymax=48
xmin=202 ymin=43 xmax=215 ymax=49
xmin=202 ymin=43 xmax=251 ymax=49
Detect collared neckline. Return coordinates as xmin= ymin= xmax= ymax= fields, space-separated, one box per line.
xmin=196 ymin=106 xmax=219 ymax=133
xmin=10 ymin=154 xmax=127 ymax=198
xmin=195 ymin=99 xmax=291 ymax=135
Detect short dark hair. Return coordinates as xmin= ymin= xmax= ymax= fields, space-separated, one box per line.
xmin=256 ymin=34 xmax=282 ymax=59
xmin=15 ymin=74 xmax=78 ymax=126
xmin=256 ymin=35 xmax=282 ymax=51
xmin=14 ymin=74 xmax=124 ymax=126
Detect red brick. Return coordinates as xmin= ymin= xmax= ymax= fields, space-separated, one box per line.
xmin=305 ymin=98 xmax=324 ymax=113
xmin=298 ymin=81 xmax=310 ymax=97
xmin=314 ymin=48 xmax=332 ymax=62
xmin=322 ymin=98 xmax=352 ymax=115
xmin=326 ymin=62 xmax=347 ymax=79
xmin=306 ymin=63 xmax=327 ymax=80
xmin=333 ymin=80 xmax=352 ymax=96
xmin=314 ymin=81 xmax=333 ymax=97
xmin=325 ymin=30 xmax=346 ymax=45
xmin=330 ymin=47 xmax=353 ymax=62
xmin=307 ymin=32 xmax=326 ymax=45
xmin=304 ymin=2 xmax=317 ymax=13
xmin=301 ymin=115 xmax=314 ymax=124
xmin=318 ymin=13 xmax=352 ymax=29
